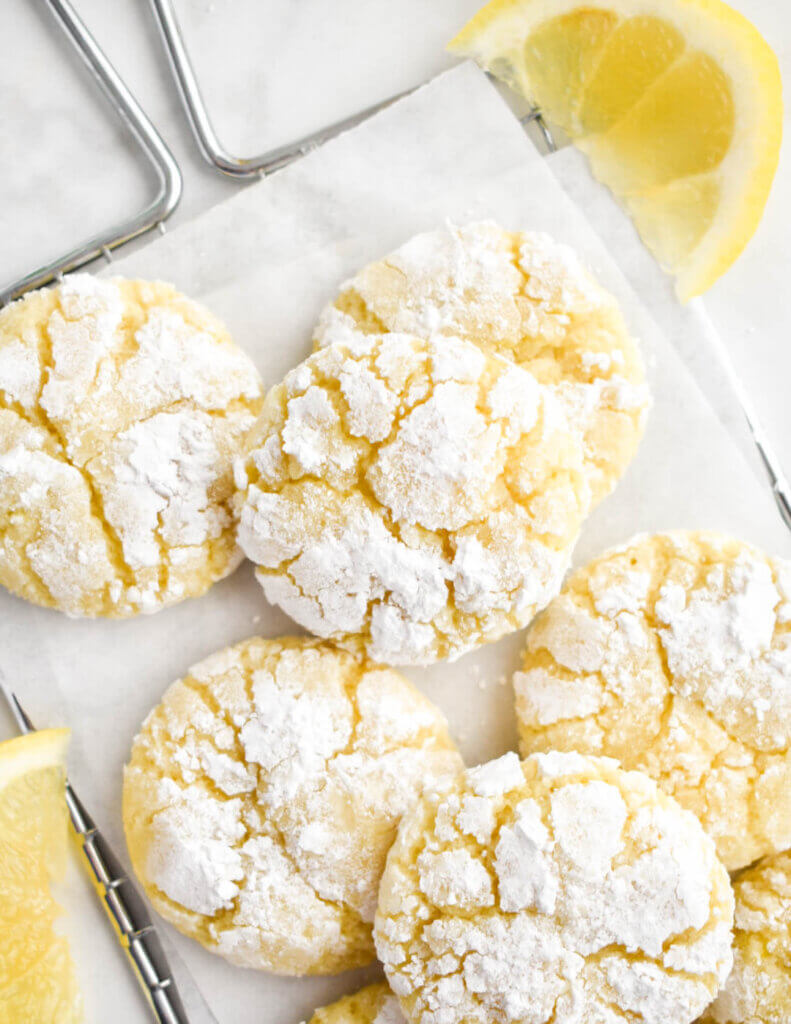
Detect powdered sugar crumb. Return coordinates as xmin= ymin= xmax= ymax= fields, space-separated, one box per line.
xmin=468 ymin=752 xmax=524 ymax=796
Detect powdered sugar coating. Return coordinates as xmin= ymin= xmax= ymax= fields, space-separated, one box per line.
xmin=236 ymin=331 xmax=590 ymax=665
xmin=122 ymin=637 xmax=462 ymax=974
xmin=702 ymin=850 xmax=791 ymax=1024
xmin=0 ymin=275 xmax=262 ymax=616
xmin=515 ymin=530 xmax=791 ymax=870
xmin=308 ymin=983 xmax=406 ymax=1024
xmin=375 ymin=752 xmax=733 ymax=1024
xmin=313 ymin=221 xmax=649 ymax=506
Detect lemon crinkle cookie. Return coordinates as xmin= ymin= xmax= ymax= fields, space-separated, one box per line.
xmin=375 ymin=750 xmax=733 ymax=1024
xmin=0 ymin=274 xmax=263 ymax=616
xmin=236 ymin=330 xmax=590 ymax=665
xmin=314 ymin=221 xmax=649 ymax=505
xmin=514 ymin=530 xmax=791 ymax=871
xmin=123 ymin=637 xmax=462 ymax=974
xmin=702 ymin=850 xmax=791 ymax=1024
xmin=308 ymin=983 xmax=405 ymax=1024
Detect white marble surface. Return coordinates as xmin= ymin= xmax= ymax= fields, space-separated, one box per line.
xmin=1 ymin=0 xmax=789 ymax=462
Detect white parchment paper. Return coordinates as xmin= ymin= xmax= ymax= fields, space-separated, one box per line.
xmin=2 ymin=64 xmax=789 ymax=1024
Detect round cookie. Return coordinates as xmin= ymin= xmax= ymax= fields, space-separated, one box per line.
xmin=122 ymin=637 xmax=462 ymax=974
xmin=235 ymin=329 xmax=590 ymax=665
xmin=702 ymin=851 xmax=791 ymax=1024
xmin=308 ymin=983 xmax=405 ymax=1024
xmin=0 ymin=274 xmax=262 ymax=616
xmin=514 ymin=530 xmax=791 ymax=870
xmin=313 ymin=221 xmax=649 ymax=506
xmin=375 ymin=751 xmax=734 ymax=1024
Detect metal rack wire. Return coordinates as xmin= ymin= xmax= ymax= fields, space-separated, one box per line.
xmin=148 ymin=0 xmax=555 ymax=177
xmin=3 ymin=0 xmax=554 ymax=303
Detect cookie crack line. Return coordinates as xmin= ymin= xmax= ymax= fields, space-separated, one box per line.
xmin=2 ymin=331 xmax=141 ymax=588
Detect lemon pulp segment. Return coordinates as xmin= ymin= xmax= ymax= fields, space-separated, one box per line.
xmin=0 ymin=729 xmax=82 ymax=1024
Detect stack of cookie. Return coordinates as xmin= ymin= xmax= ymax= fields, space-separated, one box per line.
xmin=0 ymin=223 xmax=788 ymax=1024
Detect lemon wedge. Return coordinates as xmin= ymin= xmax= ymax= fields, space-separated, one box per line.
xmin=450 ymin=0 xmax=782 ymax=300
xmin=0 ymin=728 xmax=82 ymax=1023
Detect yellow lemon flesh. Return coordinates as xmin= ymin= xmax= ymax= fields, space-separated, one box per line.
xmin=0 ymin=728 xmax=82 ymax=1024
xmin=450 ymin=0 xmax=782 ymax=300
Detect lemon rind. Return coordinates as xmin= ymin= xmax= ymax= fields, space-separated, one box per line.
xmin=0 ymin=727 xmax=69 ymax=793
xmin=449 ymin=0 xmax=783 ymax=300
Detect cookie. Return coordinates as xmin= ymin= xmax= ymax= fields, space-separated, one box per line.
xmin=235 ymin=330 xmax=590 ymax=665
xmin=122 ymin=637 xmax=462 ymax=974
xmin=375 ymin=751 xmax=733 ymax=1024
xmin=703 ymin=851 xmax=791 ymax=1024
xmin=0 ymin=275 xmax=262 ymax=616
xmin=314 ymin=221 xmax=649 ymax=505
xmin=514 ymin=530 xmax=791 ymax=870
xmin=308 ymin=983 xmax=405 ymax=1024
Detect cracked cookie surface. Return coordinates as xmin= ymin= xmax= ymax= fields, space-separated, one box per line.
xmin=0 ymin=274 xmax=263 ymax=616
xmin=122 ymin=636 xmax=462 ymax=974
xmin=308 ymin=983 xmax=405 ymax=1024
xmin=374 ymin=751 xmax=733 ymax=1024
xmin=702 ymin=850 xmax=791 ymax=1024
xmin=236 ymin=330 xmax=590 ymax=666
xmin=514 ymin=531 xmax=791 ymax=871
xmin=313 ymin=221 xmax=649 ymax=506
